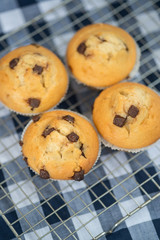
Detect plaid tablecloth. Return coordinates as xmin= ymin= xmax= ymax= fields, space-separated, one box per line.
xmin=0 ymin=0 xmax=160 ymax=239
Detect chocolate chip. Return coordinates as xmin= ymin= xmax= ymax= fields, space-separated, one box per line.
xmin=128 ymin=105 xmax=139 ymax=118
xmin=123 ymin=42 xmax=129 ymax=51
xmin=19 ymin=140 xmax=23 ymax=146
xmin=100 ymin=38 xmax=106 ymax=43
xmin=67 ymin=132 xmax=79 ymax=142
xmin=9 ymin=58 xmax=19 ymax=69
xmin=33 ymin=64 xmax=43 ymax=75
xmin=34 ymin=52 xmax=42 ymax=56
xmin=62 ymin=115 xmax=75 ymax=124
xmin=32 ymin=114 xmax=41 ymax=123
xmin=42 ymin=126 xmax=55 ymax=138
xmin=40 ymin=169 xmax=50 ymax=179
xmin=23 ymin=157 xmax=28 ymax=164
xmin=113 ymin=115 xmax=126 ymax=127
xmin=77 ymin=42 xmax=86 ymax=55
xmin=80 ymin=143 xmax=86 ymax=158
xmin=81 ymin=152 xmax=86 ymax=158
xmin=97 ymin=36 xmax=106 ymax=43
xmin=68 ymin=65 xmax=72 ymax=72
xmin=27 ymin=98 xmax=40 ymax=110
xmin=31 ymin=43 xmax=40 ymax=48
xmin=91 ymin=103 xmax=94 ymax=112
xmin=72 ymin=169 xmax=84 ymax=181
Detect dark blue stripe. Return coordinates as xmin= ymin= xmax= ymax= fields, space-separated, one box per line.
xmin=153 ymin=219 xmax=160 ymax=237
xmin=0 ymin=217 xmax=15 ymax=240
xmin=65 ymin=0 xmax=92 ymax=31
xmin=27 ymin=20 xmax=51 ymax=43
xmin=0 ymin=33 xmax=9 ymax=52
xmin=41 ymin=195 xmax=70 ymax=224
xmin=88 ymin=180 xmax=116 ymax=210
xmin=68 ymin=11 xmax=92 ymax=31
xmin=109 ymin=0 xmax=132 ymax=20
xmin=16 ymin=0 xmax=36 ymax=7
xmin=58 ymin=84 xmax=82 ymax=113
xmin=5 ymin=211 xmax=23 ymax=236
xmin=0 ymin=167 xmax=7 ymax=188
xmin=153 ymin=0 xmax=160 ymax=10
xmin=107 ymin=227 xmax=132 ymax=240
xmin=12 ymin=114 xmax=30 ymax=134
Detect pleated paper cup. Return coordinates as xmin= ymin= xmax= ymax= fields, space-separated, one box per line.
xmin=100 ymin=135 xmax=159 ymax=153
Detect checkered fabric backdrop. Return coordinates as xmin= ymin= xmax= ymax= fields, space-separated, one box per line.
xmin=0 ymin=0 xmax=160 ymax=239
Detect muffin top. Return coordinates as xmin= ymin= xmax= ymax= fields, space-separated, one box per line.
xmin=93 ymin=82 xmax=160 ymax=149
xmin=21 ymin=110 xmax=100 ymax=181
xmin=66 ymin=23 xmax=137 ymax=88
xmin=0 ymin=44 xmax=68 ymax=114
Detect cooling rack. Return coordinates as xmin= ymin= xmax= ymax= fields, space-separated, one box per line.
xmin=0 ymin=0 xmax=160 ymax=239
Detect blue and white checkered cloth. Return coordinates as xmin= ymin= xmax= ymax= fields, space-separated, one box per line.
xmin=0 ymin=0 xmax=160 ymax=239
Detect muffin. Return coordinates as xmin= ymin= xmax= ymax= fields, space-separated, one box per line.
xmin=66 ymin=23 xmax=140 ymax=89
xmin=0 ymin=44 xmax=68 ymax=115
xmin=92 ymin=82 xmax=160 ymax=151
xmin=21 ymin=110 xmax=100 ymax=181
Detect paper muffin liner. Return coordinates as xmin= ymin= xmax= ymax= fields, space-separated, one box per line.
xmin=100 ymin=135 xmax=159 ymax=153
xmin=66 ymin=42 xmax=141 ymax=90
xmin=1 ymin=75 xmax=69 ymax=117
xmin=20 ymin=109 xmax=101 ymax=181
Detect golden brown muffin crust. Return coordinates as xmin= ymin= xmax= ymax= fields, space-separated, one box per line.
xmin=67 ymin=23 xmax=137 ymax=88
xmin=22 ymin=110 xmax=100 ymax=180
xmin=93 ymin=82 xmax=160 ymax=149
xmin=0 ymin=45 xmax=68 ymax=114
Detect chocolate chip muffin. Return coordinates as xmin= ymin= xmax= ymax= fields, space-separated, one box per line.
xmin=21 ymin=110 xmax=100 ymax=181
xmin=92 ymin=82 xmax=160 ymax=151
xmin=0 ymin=44 xmax=68 ymax=114
xmin=66 ymin=23 xmax=140 ymax=88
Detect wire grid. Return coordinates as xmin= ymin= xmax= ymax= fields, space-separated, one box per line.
xmin=0 ymin=0 xmax=160 ymax=239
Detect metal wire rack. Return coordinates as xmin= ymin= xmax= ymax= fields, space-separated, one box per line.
xmin=0 ymin=0 xmax=160 ymax=239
